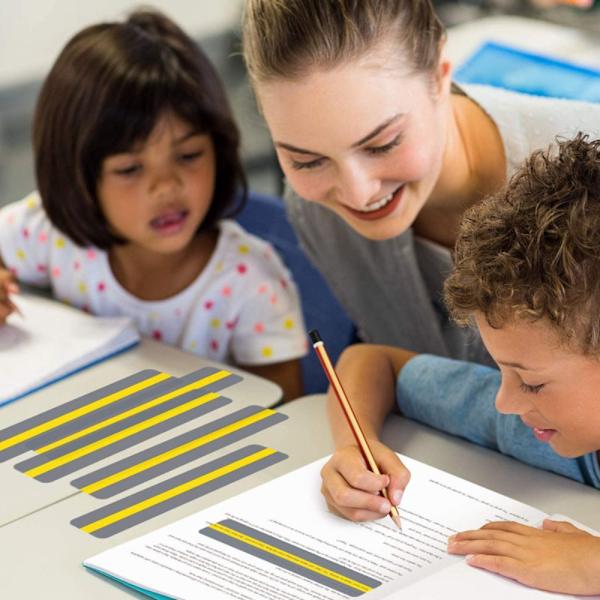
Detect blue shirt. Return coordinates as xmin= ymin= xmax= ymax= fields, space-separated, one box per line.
xmin=397 ymin=354 xmax=600 ymax=488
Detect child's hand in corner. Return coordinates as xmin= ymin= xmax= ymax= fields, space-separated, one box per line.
xmin=0 ymin=268 xmax=21 ymax=325
xmin=448 ymin=518 xmax=600 ymax=595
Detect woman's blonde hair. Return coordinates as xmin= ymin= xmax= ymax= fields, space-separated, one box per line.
xmin=242 ymin=0 xmax=445 ymax=83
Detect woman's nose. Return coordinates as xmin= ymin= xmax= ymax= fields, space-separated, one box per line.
xmin=335 ymin=165 xmax=380 ymax=209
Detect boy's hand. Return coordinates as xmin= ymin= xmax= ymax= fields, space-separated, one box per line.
xmin=320 ymin=441 xmax=410 ymax=522
xmin=448 ymin=519 xmax=600 ymax=595
xmin=0 ymin=269 xmax=20 ymax=324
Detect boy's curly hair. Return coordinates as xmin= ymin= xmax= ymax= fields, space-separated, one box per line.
xmin=444 ymin=133 xmax=600 ymax=354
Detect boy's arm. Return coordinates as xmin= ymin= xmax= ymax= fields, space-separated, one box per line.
xmin=320 ymin=344 xmax=415 ymax=522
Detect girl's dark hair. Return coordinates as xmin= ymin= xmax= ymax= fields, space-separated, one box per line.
xmin=34 ymin=9 xmax=246 ymax=249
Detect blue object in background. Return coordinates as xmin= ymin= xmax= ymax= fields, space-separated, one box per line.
xmin=236 ymin=192 xmax=356 ymax=395
xmin=455 ymin=41 xmax=600 ymax=102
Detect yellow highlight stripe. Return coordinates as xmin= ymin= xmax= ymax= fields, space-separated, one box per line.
xmin=82 ymin=409 xmax=276 ymax=495
xmin=81 ymin=447 xmax=277 ymax=533
xmin=25 ymin=392 xmax=221 ymax=479
xmin=209 ymin=523 xmax=372 ymax=593
xmin=36 ymin=371 xmax=231 ymax=454
xmin=0 ymin=373 xmax=170 ymax=452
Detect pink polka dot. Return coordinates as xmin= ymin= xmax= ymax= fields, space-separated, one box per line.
xmin=226 ymin=318 xmax=238 ymax=330
xmin=270 ymin=293 xmax=278 ymax=305
xmin=51 ymin=267 xmax=61 ymax=278
xmin=254 ymin=322 xmax=265 ymax=333
xmin=22 ymin=227 xmax=29 ymax=239
xmin=237 ymin=263 xmax=247 ymax=275
xmin=204 ymin=300 xmax=214 ymax=310
xmin=38 ymin=231 xmax=48 ymax=243
xmin=257 ymin=284 xmax=268 ymax=294
xmin=221 ymin=286 xmax=232 ymax=297
xmin=97 ymin=281 xmax=106 ymax=292
xmin=73 ymin=260 xmax=81 ymax=271
xmin=152 ymin=330 xmax=162 ymax=341
xmin=6 ymin=213 xmax=15 ymax=225
xmin=210 ymin=339 xmax=219 ymax=351
xmin=174 ymin=307 xmax=182 ymax=318
xmin=87 ymin=249 xmax=97 ymax=260
xmin=36 ymin=264 xmax=47 ymax=273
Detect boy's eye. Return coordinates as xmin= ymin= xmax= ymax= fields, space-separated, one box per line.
xmin=366 ymin=134 xmax=403 ymax=156
xmin=290 ymin=157 xmax=326 ymax=171
xmin=520 ymin=382 xmax=545 ymax=394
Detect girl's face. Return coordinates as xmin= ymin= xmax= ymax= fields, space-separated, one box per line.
xmin=476 ymin=314 xmax=600 ymax=459
xmin=256 ymin=51 xmax=452 ymax=241
xmin=97 ymin=112 xmax=216 ymax=256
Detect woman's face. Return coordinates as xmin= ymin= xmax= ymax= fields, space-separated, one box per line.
xmin=256 ymin=52 xmax=452 ymax=240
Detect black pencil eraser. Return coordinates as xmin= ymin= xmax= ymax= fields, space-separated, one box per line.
xmin=308 ymin=329 xmax=322 ymax=344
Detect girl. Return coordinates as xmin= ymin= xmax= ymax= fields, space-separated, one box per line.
xmin=242 ymin=0 xmax=600 ymax=365
xmin=0 ymin=10 xmax=306 ymax=400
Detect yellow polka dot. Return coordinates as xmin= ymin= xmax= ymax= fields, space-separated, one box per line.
xmin=261 ymin=346 xmax=273 ymax=358
xmin=149 ymin=311 xmax=160 ymax=322
xmin=238 ymin=244 xmax=250 ymax=254
xmin=189 ymin=341 xmax=198 ymax=350
xmin=210 ymin=318 xmax=221 ymax=329
xmin=26 ymin=196 xmax=38 ymax=209
xmin=78 ymin=281 xmax=87 ymax=294
xmin=16 ymin=249 xmax=26 ymax=260
xmin=55 ymin=238 xmax=65 ymax=249
xmin=284 ymin=318 xmax=294 ymax=330
xmin=215 ymin=261 xmax=224 ymax=273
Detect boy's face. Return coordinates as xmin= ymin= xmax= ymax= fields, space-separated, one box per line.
xmin=476 ymin=314 xmax=600 ymax=459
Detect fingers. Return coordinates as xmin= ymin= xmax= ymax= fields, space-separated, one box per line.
xmin=320 ymin=445 xmax=411 ymax=522
xmin=0 ymin=269 xmax=21 ymax=322
xmin=542 ymin=519 xmax=585 ymax=534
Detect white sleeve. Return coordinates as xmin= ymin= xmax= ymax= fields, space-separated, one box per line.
xmin=0 ymin=192 xmax=53 ymax=286
xmin=231 ymin=248 xmax=307 ymax=366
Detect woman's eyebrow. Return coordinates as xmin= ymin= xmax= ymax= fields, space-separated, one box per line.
xmin=351 ymin=113 xmax=403 ymax=148
xmin=274 ymin=113 xmax=404 ymax=156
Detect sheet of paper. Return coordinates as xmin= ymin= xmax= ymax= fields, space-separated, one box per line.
xmin=85 ymin=454 xmax=571 ymax=600
xmin=0 ymin=294 xmax=139 ymax=404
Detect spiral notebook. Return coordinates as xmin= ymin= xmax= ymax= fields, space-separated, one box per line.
xmin=0 ymin=293 xmax=139 ymax=406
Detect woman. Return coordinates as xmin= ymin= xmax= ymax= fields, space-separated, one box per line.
xmin=242 ymin=0 xmax=600 ymax=365
xmin=242 ymin=0 xmax=600 ymax=522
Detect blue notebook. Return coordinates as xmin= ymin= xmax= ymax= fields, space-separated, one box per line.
xmin=0 ymin=294 xmax=139 ymax=406
xmin=455 ymin=40 xmax=600 ymax=102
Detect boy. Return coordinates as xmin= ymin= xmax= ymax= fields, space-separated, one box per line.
xmin=320 ymin=133 xmax=600 ymax=595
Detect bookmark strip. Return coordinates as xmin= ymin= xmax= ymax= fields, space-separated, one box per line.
xmin=16 ymin=392 xmax=231 ymax=482
xmin=200 ymin=519 xmax=381 ymax=597
xmin=0 ymin=370 xmax=168 ymax=460
xmin=71 ymin=445 xmax=287 ymax=538
xmin=30 ymin=370 xmax=233 ymax=454
xmin=72 ymin=406 xmax=288 ymax=498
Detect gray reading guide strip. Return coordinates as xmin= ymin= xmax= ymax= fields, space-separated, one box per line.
xmin=72 ymin=444 xmax=287 ymax=538
xmin=71 ymin=405 xmax=288 ymax=498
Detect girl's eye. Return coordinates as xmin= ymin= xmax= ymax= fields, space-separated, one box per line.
xmin=291 ymin=157 xmax=326 ymax=171
xmin=113 ymin=164 xmax=141 ymax=176
xmin=366 ymin=134 xmax=403 ymax=156
xmin=179 ymin=150 xmax=204 ymax=162
xmin=520 ymin=382 xmax=545 ymax=394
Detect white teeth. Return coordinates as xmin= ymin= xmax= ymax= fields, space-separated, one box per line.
xmin=359 ymin=187 xmax=400 ymax=212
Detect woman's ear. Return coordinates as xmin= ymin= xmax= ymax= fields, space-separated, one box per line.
xmin=433 ymin=56 xmax=452 ymax=99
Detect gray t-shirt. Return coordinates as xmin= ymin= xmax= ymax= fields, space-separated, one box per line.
xmin=284 ymin=84 xmax=600 ymax=365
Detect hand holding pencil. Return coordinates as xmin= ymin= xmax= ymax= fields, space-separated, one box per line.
xmin=311 ymin=331 xmax=412 ymax=529
xmin=0 ymin=267 xmax=23 ymax=324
